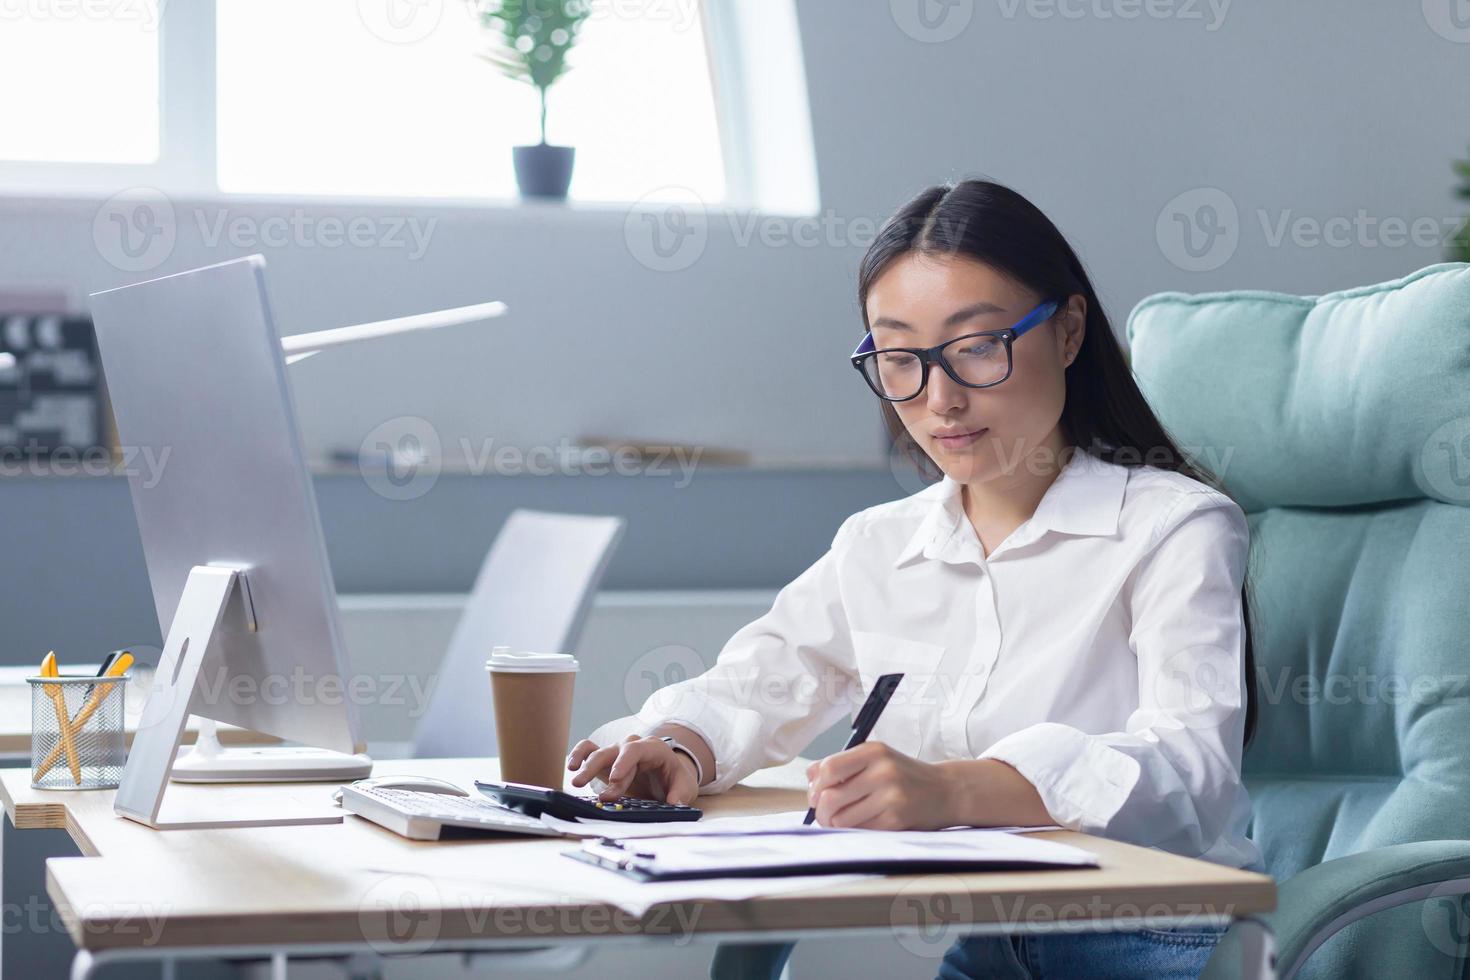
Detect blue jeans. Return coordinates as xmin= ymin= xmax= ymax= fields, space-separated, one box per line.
xmin=935 ymin=923 xmax=1228 ymax=980
xmin=709 ymin=924 xmax=1226 ymax=980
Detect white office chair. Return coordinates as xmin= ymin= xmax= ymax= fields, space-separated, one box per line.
xmin=411 ymin=509 xmax=625 ymax=759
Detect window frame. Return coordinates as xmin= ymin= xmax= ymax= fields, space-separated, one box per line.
xmin=0 ymin=0 xmax=818 ymax=215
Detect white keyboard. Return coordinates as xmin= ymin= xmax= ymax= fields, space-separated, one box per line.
xmin=339 ymin=785 xmax=564 ymax=841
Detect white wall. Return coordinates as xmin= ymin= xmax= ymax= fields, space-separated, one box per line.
xmin=1 ymin=0 xmax=1465 ymax=468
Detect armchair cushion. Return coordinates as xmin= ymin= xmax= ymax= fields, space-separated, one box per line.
xmin=1127 ymin=262 xmax=1470 ymax=513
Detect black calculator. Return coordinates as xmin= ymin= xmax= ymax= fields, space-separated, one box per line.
xmin=474 ymin=780 xmax=702 ymax=823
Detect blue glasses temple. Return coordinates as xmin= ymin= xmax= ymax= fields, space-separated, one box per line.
xmin=851 ymin=300 xmax=1059 ymax=359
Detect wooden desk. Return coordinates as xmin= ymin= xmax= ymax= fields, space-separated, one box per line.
xmin=1 ymin=758 xmax=1276 ymax=978
xmin=0 ymin=681 xmax=277 ymax=759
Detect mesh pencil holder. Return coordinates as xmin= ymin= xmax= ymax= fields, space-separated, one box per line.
xmin=28 ymin=675 xmax=127 ymax=790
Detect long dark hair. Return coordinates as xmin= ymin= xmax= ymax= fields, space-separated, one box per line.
xmin=857 ymin=179 xmax=1258 ymax=746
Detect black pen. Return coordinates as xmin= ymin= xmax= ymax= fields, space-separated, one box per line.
xmin=803 ymin=672 xmax=904 ymax=826
xmin=86 ymin=650 xmax=124 ymax=700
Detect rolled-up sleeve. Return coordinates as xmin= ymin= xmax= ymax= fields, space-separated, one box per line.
xmin=587 ymin=516 xmax=863 ymax=795
xmin=978 ymin=494 xmax=1251 ymax=858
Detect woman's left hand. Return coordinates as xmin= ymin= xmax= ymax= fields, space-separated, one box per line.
xmin=805 ymin=741 xmax=959 ymax=830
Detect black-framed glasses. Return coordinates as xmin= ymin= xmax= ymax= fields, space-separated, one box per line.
xmin=850 ymin=300 xmax=1059 ymax=402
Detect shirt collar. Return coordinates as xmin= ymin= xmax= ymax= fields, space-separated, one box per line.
xmin=893 ymin=451 xmax=1130 ymax=568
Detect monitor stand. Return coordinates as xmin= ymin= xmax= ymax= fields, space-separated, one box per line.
xmin=171 ymin=719 xmax=372 ymax=783
xmin=114 ymin=565 xmax=368 ymax=830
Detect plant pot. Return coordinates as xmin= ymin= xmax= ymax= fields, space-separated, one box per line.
xmin=513 ymin=143 xmax=575 ymax=200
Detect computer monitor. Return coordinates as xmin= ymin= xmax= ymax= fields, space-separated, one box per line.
xmin=90 ymin=255 xmax=368 ymax=829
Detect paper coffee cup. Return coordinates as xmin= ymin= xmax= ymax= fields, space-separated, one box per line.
xmin=486 ymin=649 xmax=578 ymax=789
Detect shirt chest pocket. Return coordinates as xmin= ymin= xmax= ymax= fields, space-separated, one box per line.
xmin=849 ymin=629 xmax=948 ymax=759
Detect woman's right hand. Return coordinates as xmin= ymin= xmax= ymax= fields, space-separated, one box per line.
xmin=566 ymin=733 xmax=700 ymax=805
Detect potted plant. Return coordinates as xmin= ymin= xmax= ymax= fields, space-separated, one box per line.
xmin=474 ymin=0 xmax=590 ymax=200
xmin=1451 ymin=146 xmax=1470 ymax=263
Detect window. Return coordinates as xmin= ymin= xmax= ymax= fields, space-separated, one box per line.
xmin=217 ymin=1 xmax=725 ymax=203
xmin=0 ymin=0 xmax=818 ymax=213
xmin=0 ymin=1 xmax=160 ymax=164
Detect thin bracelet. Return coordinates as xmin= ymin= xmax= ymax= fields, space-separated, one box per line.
xmin=657 ymin=734 xmax=705 ymax=787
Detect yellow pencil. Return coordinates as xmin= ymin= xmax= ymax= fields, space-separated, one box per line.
xmin=39 ymin=652 xmax=82 ymax=785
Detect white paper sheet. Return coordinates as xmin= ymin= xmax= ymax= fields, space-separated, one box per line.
xmin=361 ymin=842 xmax=874 ymax=917
xmin=576 ymin=828 xmax=1098 ymax=878
xmin=537 ymin=809 xmax=850 ymax=839
xmin=538 ymin=808 xmax=1062 ymax=840
xmin=357 ymin=821 xmax=1078 ymax=918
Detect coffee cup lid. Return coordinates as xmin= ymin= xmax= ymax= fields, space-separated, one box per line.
xmin=485 ymin=649 xmax=580 ymax=673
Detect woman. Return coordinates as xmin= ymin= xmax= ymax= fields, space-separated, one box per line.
xmin=567 ymin=179 xmax=1258 ymax=980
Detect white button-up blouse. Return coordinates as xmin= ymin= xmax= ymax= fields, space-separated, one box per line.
xmin=589 ymin=451 xmax=1259 ymax=869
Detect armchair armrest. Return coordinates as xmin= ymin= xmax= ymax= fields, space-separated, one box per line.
xmin=1203 ymin=840 xmax=1470 ymax=980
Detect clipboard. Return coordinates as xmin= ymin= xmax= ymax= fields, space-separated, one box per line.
xmin=566 ymin=829 xmax=1099 ymax=882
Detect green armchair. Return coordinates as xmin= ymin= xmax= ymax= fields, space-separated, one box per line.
xmin=1126 ymin=261 xmax=1470 ymax=979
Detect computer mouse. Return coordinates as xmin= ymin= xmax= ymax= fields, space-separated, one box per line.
xmin=331 ymin=775 xmax=469 ymax=805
